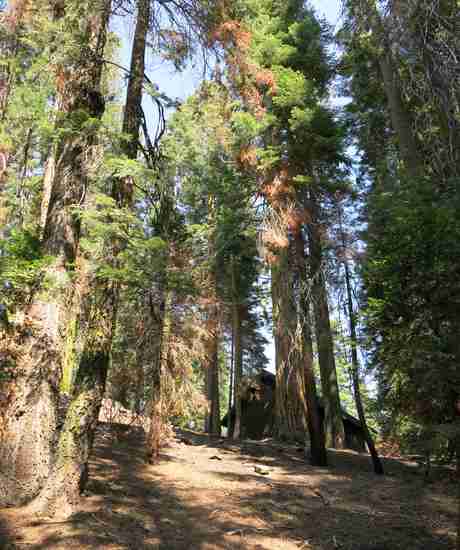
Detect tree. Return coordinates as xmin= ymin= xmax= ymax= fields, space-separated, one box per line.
xmin=342 ymin=0 xmax=460 ymax=536
xmin=0 ymin=0 xmax=111 ymax=509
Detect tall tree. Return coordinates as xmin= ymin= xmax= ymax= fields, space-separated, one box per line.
xmin=0 ymin=0 xmax=111 ymax=509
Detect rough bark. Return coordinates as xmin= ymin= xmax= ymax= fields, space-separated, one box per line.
xmin=294 ymin=231 xmax=327 ymax=466
xmin=0 ymin=0 xmax=111 ymax=507
xmin=377 ymin=52 xmax=421 ymax=179
xmin=307 ymin=196 xmax=345 ymax=449
xmin=146 ymin=289 xmax=171 ymax=463
xmin=272 ymin=241 xmax=308 ymax=441
xmin=39 ymin=0 xmax=150 ymax=505
xmin=231 ymin=258 xmax=244 ymax=440
xmin=204 ymin=302 xmax=221 ymax=436
xmin=28 ymin=279 xmax=115 ymax=518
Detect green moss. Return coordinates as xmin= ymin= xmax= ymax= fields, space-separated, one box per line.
xmin=60 ymin=316 xmax=78 ymax=394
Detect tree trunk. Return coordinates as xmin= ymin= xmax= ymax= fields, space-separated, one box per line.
xmin=28 ymin=279 xmax=115 ymax=518
xmin=231 ymin=258 xmax=244 ymax=440
xmin=33 ymin=0 xmax=150 ymax=505
xmin=0 ymin=0 xmax=111 ymax=507
xmin=344 ymin=257 xmax=384 ymax=473
xmin=378 ymin=53 xmax=421 ymax=179
xmin=146 ymin=289 xmax=172 ymax=462
xmin=307 ymin=196 xmax=345 ymax=449
xmin=272 ymin=240 xmax=308 ymax=441
xmin=361 ymin=1 xmax=421 ymax=179
xmin=227 ymin=315 xmax=235 ymax=438
xmin=294 ymin=231 xmax=327 ymax=466
xmin=122 ymin=0 xmax=150 ymax=163
xmin=339 ymin=205 xmax=384 ymax=474
xmin=205 ymin=302 xmax=221 ymax=436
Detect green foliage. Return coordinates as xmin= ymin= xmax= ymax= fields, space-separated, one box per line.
xmin=79 ymin=194 xmax=167 ymax=287
xmin=0 ymin=229 xmax=52 ymax=307
xmin=363 ymin=176 xmax=460 ymax=434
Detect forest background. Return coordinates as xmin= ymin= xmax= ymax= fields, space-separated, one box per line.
xmin=0 ymin=2 xmax=458 ymax=542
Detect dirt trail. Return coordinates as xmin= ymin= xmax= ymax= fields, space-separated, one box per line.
xmin=0 ymin=425 xmax=457 ymax=549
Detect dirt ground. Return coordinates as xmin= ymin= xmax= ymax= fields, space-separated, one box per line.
xmin=0 ymin=424 xmax=457 ymax=550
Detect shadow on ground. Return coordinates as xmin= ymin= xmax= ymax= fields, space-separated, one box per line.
xmin=0 ymin=425 xmax=456 ymax=549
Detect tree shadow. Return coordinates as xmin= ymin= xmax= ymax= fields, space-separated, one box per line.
xmin=0 ymin=426 xmax=456 ymax=549
xmin=0 ymin=513 xmax=15 ymax=549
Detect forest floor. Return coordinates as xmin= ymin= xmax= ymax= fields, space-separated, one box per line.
xmin=0 ymin=424 xmax=457 ymax=550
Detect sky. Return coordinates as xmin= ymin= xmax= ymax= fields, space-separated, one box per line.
xmin=310 ymin=0 xmax=342 ymax=26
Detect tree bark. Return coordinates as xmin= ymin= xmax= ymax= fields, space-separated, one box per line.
xmin=271 ymin=240 xmax=308 ymax=441
xmin=231 ymin=257 xmax=244 ymax=440
xmin=28 ymin=280 xmax=115 ymax=518
xmin=227 ymin=313 xmax=235 ymax=438
xmin=204 ymin=302 xmax=221 ymax=436
xmin=0 ymin=0 xmax=111 ymax=507
xmin=121 ymin=0 xmax=150 ymax=163
xmin=35 ymin=0 xmax=150 ymax=505
xmin=146 ymin=288 xmax=172 ymax=462
xmin=307 ymin=195 xmax=345 ymax=449
xmin=294 ymin=231 xmax=327 ymax=466
xmin=43 ymin=0 xmax=151 ymax=503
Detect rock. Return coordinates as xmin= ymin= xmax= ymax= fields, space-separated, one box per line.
xmin=254 ymin=465 xmax=270 ymax=475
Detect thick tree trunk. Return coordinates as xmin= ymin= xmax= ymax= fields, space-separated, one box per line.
xmin=0 ymin=0 xmax=111 ymax=507
xmin=294 ymin=231 xmax=327 ymax=466
xmin=378 ymin=53 xmax=421 ymax=179
xmin=272 ymin=241 xmax=308 ymax=441
xmin=35 ymin=0 xmax=150 ymax=503
xmin=307 ymin=196 xmax=345 ymax=449
xmin=28 ymin=279 xmax=115 ymax=517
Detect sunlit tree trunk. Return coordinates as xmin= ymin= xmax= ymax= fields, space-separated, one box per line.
xmin=45 ymin=0 xmax=150 ymax=504
xmin=0 ymin=0 xmax=111 ymax=508
xmin=272 ymin=239 xmax=308 ymax=441
xmin=294 ymin=230 xmax=327 ymax=466
xmin=307 ymin=194 xmax=345 ymax=449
